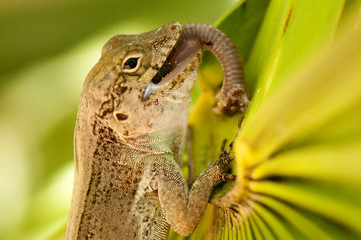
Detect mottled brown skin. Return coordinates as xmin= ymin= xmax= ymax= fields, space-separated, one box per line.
xmin=65 ymin=22 xmax=238 ymax=240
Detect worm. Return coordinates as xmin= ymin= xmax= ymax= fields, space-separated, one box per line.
xmin=182 ymin=24 xmax=250 ymax=115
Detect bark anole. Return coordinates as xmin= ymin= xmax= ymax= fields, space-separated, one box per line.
xmin=65 ymin=22 xmax=249 ymax=240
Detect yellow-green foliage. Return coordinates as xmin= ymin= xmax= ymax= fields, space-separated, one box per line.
xmin=186 ymin=0 xmax=361 ymax=239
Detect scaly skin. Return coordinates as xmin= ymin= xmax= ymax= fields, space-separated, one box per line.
xmin=65 ymin=22 xmax=248 ymax=240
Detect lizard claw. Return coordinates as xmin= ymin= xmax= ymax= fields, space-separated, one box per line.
xmin=216 ymin=153 xmax=235 ymax=169
xmin=213 ymin=116 xmax=245 ymax=181
xmin=221 ymin=173 xmax=236 ymax=182
xmin=220 ymin=138 xmax=228 ymax=152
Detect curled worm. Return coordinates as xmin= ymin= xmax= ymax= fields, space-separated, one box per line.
xmin=182 ymin=24 xmax=249 ymax=115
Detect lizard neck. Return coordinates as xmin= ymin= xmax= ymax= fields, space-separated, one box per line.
xmin=120 ymin=122 xmax=187 ymax=165
xmin=83 ymin=111 xmax=188 ymax=165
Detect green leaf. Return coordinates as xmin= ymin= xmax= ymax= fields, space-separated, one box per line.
xmin=187 ymin=0 xmax=361 ymax=239
xmin=249 ymin=181 xmax=361 ymax=236
xmin=251 ymin=140 xmax=361 ymax=187
xmin=245 ymin=0 xmax=345 ymax=111
xmin=252 ymin=194 xmax=333 ymax=240
xmin=238 ymin=18 xmax=361 ymax=167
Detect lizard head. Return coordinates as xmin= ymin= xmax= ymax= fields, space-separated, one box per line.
xmin=80 ymin=22 xmax=203 ymax=153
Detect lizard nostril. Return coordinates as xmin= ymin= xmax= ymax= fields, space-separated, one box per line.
xmin=115 ymin=113 xmax=128 ymax=121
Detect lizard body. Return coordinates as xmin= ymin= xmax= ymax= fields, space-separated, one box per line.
xmin=65 ymin=22 xmax=248 ymax=239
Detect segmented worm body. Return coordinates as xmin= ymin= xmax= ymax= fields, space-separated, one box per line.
xmin=182 ymin=23 xmax=249 ymax=115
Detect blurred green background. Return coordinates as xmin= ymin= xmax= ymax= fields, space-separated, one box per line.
xmin=0 ymin=0 xmax=238 ymax=239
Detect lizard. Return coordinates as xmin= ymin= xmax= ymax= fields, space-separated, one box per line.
xmin=65 ymin=22 xmax=249 ymax=240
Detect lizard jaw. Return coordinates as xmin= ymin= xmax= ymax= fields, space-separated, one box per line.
xmin=143 ymin=37 xmax=202 ymax=100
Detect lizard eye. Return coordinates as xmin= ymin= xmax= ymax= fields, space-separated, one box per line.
xmin=124 ymin=58 xmax=138 ymax=69
xmin=122 ymin=54 xmax=143 ymax=73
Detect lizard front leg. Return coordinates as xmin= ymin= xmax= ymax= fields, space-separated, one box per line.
xmin=156 ymin=150 xmax=235 ymax=236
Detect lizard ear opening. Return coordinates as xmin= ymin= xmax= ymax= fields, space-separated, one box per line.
xmin=114 ymin=112 xmax=128 ymax=121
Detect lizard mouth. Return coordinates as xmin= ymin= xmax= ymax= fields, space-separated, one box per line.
xmin=143 ymin=36 xmax=202 ymax=99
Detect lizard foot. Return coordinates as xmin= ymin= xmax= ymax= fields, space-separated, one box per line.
xmin=213 ymin=117 xmax=245 ymax=184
